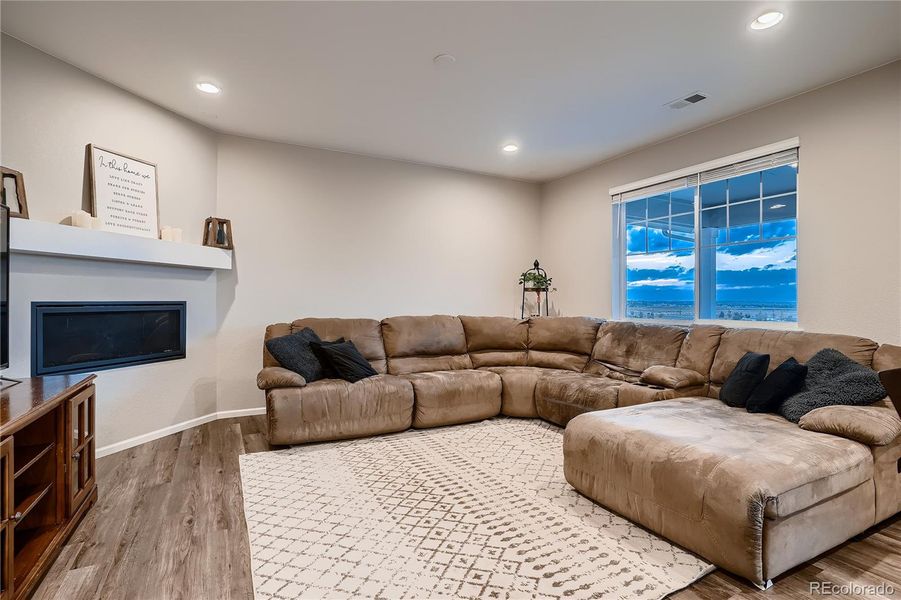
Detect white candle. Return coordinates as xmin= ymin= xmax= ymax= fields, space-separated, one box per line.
xmin=160 ymin=226 xmax=173 ymax=241
xmin=170 ymin=228 xmax=183 ymax=243
xmin=72 ymin=210 xmax=93 ymax=228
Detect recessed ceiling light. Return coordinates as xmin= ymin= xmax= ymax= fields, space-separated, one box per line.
xmin=502 ymin=144 xmax=519 ymax=153
xmin=196 ymin=81 xmax=221 ymax=94
xmin=770 ymin=203 xmax=787 ymax=209
xmin=750 ymin=11 xmax=784 ymax=30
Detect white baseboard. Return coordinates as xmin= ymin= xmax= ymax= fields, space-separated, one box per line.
xmin=97 ymin=406 xmax=267 ymax=458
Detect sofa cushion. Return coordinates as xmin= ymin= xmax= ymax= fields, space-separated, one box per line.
xmin=640 ymin=366 xmax=705 ymax=389
xmin=291 ymin=318 xmax=388 ymax=373
xmin=309 ymin=338 xmax=346 ymax=378
xmin=312 ymin=340 xmax=379 ymax=383
xmin=527 ymin=317 xmax=602 ymax=371
xmin=402 ymin=370 xmax=501 ymax=428
xmin=585 ymin=321 xmax=687 ymax=376
xmin=709 ymin=328 xmax=879 ymax=389
xmin=563 ymin=398 xmax=874 ymax=584
xmin=382 ymin=315 xmax=473 ymax=375
xmin=746 ymin=358 xmax=807 ymax=414
xmin=535 ymin=372 xmax=622 ymax=426
xmin=459 ymin=316 xmax=528 ymax=368
xmin=780 ymin=349 xmax=888 ymax=423
xmin=481 ymin=366 xmax=572 ymax=417
xmin=874 ymin=343 xmax=901 ymax=371
xmin=799 ymin=405 xmax=901 ymax=446
xmin=720 ymin=352 xmax=770 ymax=408
xmin=676 ymin=324 xmax=727 ymax=377
xmin=265 ymin=328 xmax=328 ymax=382
xmin=266 ymin=375 xmax=414 ymax=445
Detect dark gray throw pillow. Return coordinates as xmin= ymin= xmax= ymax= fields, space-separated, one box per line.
xmin=746 ymin=357 xmax=807 ymax=414
xmin=779 ymin=348 xmax=887 ymax=423
xmin=309 ymin=338 xmax=346 ymax=379
xmin=265 ymin=328 xmax=327 ymax=382
xmin=311 ymin=340 xmax=378 ymax=383
xmin=720 ymin=352 xmax=770 ymax=407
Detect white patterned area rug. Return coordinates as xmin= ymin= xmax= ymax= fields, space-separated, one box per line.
xmin=239 ymin=418 xmax=713 ymax=600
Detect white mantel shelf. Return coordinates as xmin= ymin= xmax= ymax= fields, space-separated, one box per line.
xmin=10 ymin=219 xmax=233 ymax=270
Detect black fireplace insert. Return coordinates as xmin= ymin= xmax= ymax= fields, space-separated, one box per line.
xmin=31 ymin=301 xmax=186 ymax=376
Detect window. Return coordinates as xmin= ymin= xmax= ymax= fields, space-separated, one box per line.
xmin=612 ymin=146 xmax=798 ymax=322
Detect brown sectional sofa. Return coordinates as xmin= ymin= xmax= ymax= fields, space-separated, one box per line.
xmin=257 ymin=314 xmax=901 ymax=588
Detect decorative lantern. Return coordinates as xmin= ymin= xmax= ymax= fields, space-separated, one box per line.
xmin=202 ymin=217 xmax=234 ymax=249
xmin=519 ymin=259 xmax=553 ymax=318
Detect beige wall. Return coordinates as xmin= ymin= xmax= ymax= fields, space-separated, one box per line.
xmin=1 ymin=35 xmax=221 ymax=449
xmin=0 ymin=36 xmax=218 ymax=236
xmin=540 ymin=61 xmax=901 ymax=344
xmin=215 ymin=135 xmax=541 ymax=410
xmin=1 ymin=36 xmax=542 ymax=428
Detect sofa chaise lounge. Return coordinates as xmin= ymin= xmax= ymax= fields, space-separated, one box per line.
xmin=257 ymin=315 xmax=901 ymax=588
xmin=564 ymin=329 xmax=901 ymax=588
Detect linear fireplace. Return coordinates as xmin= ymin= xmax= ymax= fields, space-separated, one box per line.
xmin=31 ymin=301 xmax=186 ymax=376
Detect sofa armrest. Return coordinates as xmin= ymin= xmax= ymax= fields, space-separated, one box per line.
xmin=640 ymin=365 xmax=706 ymax=389
xmin=799 ymin=405 xmax=901 ymax=446
xmin=257 ymin=367 xmax=307 ymax=390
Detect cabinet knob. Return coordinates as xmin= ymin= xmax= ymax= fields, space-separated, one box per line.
xmin=72 ymin=451 xmax=81 ymax=461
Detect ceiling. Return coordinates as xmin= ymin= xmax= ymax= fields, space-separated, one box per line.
xmin=2 ymin=2 xmax=899 ymax=182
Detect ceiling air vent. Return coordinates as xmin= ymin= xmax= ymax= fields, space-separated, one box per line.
xmin=666 ymin=92 xmax=708 ymax=110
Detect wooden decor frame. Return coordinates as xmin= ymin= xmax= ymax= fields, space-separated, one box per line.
xmin=202 ymin=217 xmax=234 ymax=250
xmin=87 ymin=144 xmax=160 ymax=239
xmin=0 ymin=167 xmax=29 ymax=219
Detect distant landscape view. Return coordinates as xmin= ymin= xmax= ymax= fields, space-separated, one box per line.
xmin=626 ymin=300 xmax=797 ymax=322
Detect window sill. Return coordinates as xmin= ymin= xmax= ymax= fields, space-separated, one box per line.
xmin=624 ymin=317 xmax=802 ymax=331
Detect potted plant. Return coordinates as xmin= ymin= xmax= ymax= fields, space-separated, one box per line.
xmin=519 ymin=270 xmax=556 ymax=317
xmin=519 ymin=271 xmax=553 ymax=291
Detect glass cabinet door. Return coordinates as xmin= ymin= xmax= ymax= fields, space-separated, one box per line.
xmin=0 ymin=437 xmax=13 ymax=600
xmin=67 ymin=387 xmax=96 ymax=516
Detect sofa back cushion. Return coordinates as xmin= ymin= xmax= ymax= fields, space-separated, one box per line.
xmin=584 ymin=321 xmax=687 ymax=376
xmin=708 ymin=328 xmax=879 ymax=395
xmin=459 ymin=316 xmax=528 ymax=368
xmin=290 ymin=318 xmax=388 ymax=373
xmin=675 ymin=324 xmax=726 ymax=376
xmin=527 ymin=317 xmax=602 ymax=371
xmin=874 ymin=344 xmax=901 ymax=372
xmin=263 ymin=323 xmax=293 ymax=368
xmin=382 ymin=315 xmax=473 ymax=375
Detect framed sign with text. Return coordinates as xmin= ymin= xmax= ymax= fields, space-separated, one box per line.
xmin=88 ymin=144 xmax=160 ymax=238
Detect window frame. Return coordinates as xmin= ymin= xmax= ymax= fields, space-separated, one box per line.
xmin=611 ymin=139 xmax=800 ymax=327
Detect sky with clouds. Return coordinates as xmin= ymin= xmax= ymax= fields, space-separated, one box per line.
xmin=624 ymin=163 xmax=798 ymax=308
xmin=626 ymin=239 xmax=797 ymax=304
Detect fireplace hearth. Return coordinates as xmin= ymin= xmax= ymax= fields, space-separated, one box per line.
xmin=31 ymin=301 xmax=186 ymax=376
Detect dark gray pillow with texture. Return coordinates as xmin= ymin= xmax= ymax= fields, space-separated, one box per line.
xmin=265 ymin=328 xmax=327 ymax=382
xmin=779 ymin=348 xmax=887 ymax=423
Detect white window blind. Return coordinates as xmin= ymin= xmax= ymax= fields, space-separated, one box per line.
xmin=699 ymin=148 xmax=798 ymax=185
xmin=614 ymin=175 xmax=699 ymax=203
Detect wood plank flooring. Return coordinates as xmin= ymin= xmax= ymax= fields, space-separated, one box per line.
xmin=33 ymin=416 xmax=900 ymax=599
